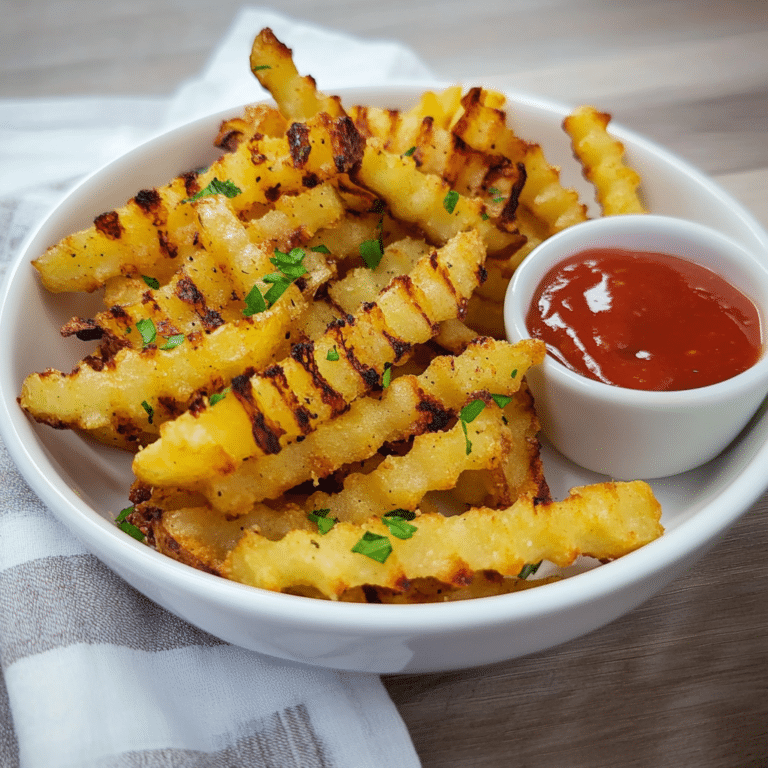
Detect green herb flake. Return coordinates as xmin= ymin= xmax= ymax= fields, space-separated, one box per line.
xmin=511 ymin=368 xmax=518 ymax=379
xmin=183 ymin=177 xmax=242 ymax=203
xmin=270 ymin=247 xmax=307 ymax=280
xmin=115 ymin=506 xmax=144 ymax=540
xmin=443 ymin=189 xmax=460 ymax=214
xmin=460 ymin=419 xmax=472 ymax=455
xmin=491 ymin=393 xmax=513 ymax=409
xmin=140 ymin=400 xmax=154 ymax=424
xmin=381 ymin=515 xmax=417 ymax=540
xmin=210 ymin=387 xmax=230 ymax=406
xmin=381 ymin=362 xmax=392 ymax=388
xmin=351 ymin=531 xmax=393 ymax=563
xmin=459 ymin=398 xmax=486 ymax=455
xmin=136 ymin=317 xmax=157 ymax=347
xmin=307 ymin=509 xmax=336 ymax=535
xmin=460 ymin=399 xmax=486 ymax=423
xmin=142 ymin=275 xmax=160 ymax=290
xmin=252 ymin=64 xmax=271 ymax=72
xmin=160 ymin=334 xmax=184 ymax=350
xmin=118 ymin=521 xmax=145 ymax=541
xmin=310 ymin=244 xmax=331 ymax=254
xmin=115 ymin=506 xmax=133 ymax=523
xmin=487 ymin=186 xmax=505 ymax=203
xmin=262 ymin=273 xmax=293 ymax=306
xmin=518 ymin=561 xmax=542 ymax=580
xmin=384 ymin=508 xmax=416 ymax=521
xmin=327 ymin=346 xmax=340 ymax=362
xmin=243 ymin=284 xmax=267 ymax=316
xmin=403 ymin=146 xmax=417 ymax=157
xmin=360 ymin=237 xmax=384 ymax=270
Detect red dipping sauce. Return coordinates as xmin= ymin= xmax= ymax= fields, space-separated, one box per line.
xmin=526 ymin=248 xmax=763 ymax=391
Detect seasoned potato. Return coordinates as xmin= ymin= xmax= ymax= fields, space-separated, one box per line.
xmin=222 ymin=481 xmax=663 ymax=600
xmin=24 ymin=26 xmax=662 ymax=605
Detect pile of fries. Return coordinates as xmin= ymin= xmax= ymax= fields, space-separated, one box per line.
xmin=20 ymin=28 xmax=661 ymax=602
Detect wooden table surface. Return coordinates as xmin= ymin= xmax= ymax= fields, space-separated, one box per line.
xmin=4 ymin=1 xmax=767 ymax=765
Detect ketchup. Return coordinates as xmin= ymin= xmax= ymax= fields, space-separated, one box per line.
xmin=526 ymin=248 xmax=762 ymax=391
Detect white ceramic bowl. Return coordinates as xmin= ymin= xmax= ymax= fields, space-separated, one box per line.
xmin=504 ymin=214 xmax=768 ymax=479
xmin=2 ymin=85 xmax=768 ymax=674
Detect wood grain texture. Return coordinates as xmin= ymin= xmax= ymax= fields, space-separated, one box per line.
xmin=4 ymin=2 xmax=767 ymax=765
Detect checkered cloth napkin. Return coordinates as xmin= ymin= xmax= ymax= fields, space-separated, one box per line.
xmin=0 ymin=8 xmax=434 ymax=766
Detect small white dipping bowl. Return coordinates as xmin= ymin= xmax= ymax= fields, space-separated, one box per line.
xmin=504 ymin=214 xmax=768 ymax=479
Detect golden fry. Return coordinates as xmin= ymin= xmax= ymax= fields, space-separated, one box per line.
xmin=222 ymin=481 xmax=663 ymax=600
xmin=24 ymin=26 xmax=660 ymax=606
xmin=563 ymin=105 xmax=646 ymax=215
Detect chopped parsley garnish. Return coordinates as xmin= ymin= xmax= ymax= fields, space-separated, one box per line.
xmin=271 ymin=247 xmax=307 ymax=280
xmin=243 ymin=284 xmax=268 ymax=316
xmin=136 ymin=318 xmax=157 ymax=347
xmin=135 ymin=318 xmax=182 ymax=350
xmin=459 ymin=398 xmax=487 ymax=455
xmin=487 ymin=186 xmax=505 ymax=204
xmin=115 ymin=506 xmax=145 ymax=541
xmin=403 ymin=146 xmax=417 ymax=157
xmin=381 ymin=362 xmax=392 ymax=388
xmin=243 ymin=248 xmax=307 ymax=316
xmin=460 ymin=399 xmax=487 ymax=423
xmin=381 ymin=514 xmax=417 ymax=540
xmin=360 ymin=237 xmax=384 ymax=270
xmin=160 ymin=334 xmax=184 ymax=350
xmin=140 ymin=400 xmax=154 ymax=424
xmin=183 ymin=177 xmax=242 ymax=203
xmin=252 ymin=64 xmax=271 ymax=72
xmin=307 ymin=509 xmax=336 ymax=535
xmin=443 ymin=189 xmax=460 ymax=214
xmin=384 ymin=508 xmax=416 ymax=521
xmin=310 ymin=244 xmax=331 ymax=254
xmin=142 ymin=274 xmax=160 ymax=289
xmin=491 ymin=393 xmax=513 ymax=409
xmin=351 ymin=531 xmax=393 ymax=563
xmin=518 ymin=561 xmax=542 ymax=580
xmin=209 ymin=387 xmax=230 ymax=406
xmin=327 ymin=346 xmax=340 ymax=361
xmin=511 ymin=368 xmax=518 ymax=378
xmin=262 ymin=272 xmax=294 ymax=306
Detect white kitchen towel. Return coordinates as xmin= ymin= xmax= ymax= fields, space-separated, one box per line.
xmin=0 ymin=7 xmax=435 ymax=767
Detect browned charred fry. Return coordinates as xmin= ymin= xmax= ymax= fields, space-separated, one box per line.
xmin=132 ymin=229 xmax=487 ymax=487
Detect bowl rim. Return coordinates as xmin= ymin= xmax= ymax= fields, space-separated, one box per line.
xmin=2 ymin=83 xmax=768 ymax=643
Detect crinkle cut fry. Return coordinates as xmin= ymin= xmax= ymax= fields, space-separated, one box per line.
xmin=32 ymin=113 xmax=363 ymax=293
xmin=132 ymin=396 xmax=535 ymax=572
xmin=304 ymin=405 xmax=509 ymax=526
xmin=349 ymin=101 xmax=527 ymax=228
xmin=69 ymin=189 xmax=341 ymax=349
xmin=213 ymin=103 xmax=289 ymax=149
xmin=563 ymin=105 xmax=646 ymax=216
xmin=348 ymin=86 xmax=463 ymax=145
xmin=131 ymin=229 xmax=488 ymax=487
xmin=128 ymin=496 xmax=313 ymax=575
xmin=250 ymin=27 xmax=345 ymax=121
xmin=452 ymin=87 xmax=588 ymax=237
xmin=352 ymin=137 xmax=525 ymax=256
xmin=221 ymin=480 xmax=664 ymax=600
xmin=196 ymin=337 xmax=545 ymax=514
xmin=19 ymin=286 xmax=306 ymax=449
